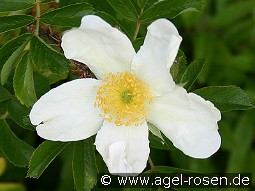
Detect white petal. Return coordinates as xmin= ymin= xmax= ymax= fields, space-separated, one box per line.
xmin=61 ymin=15 xmax=135 ymax=79
xmin=94 ymin=121 xmax=150 ymax=175
xmin=29 ymin=79 xmax=104 ymax=142
xmin=131 ymin=19 xmax=182 ymax=96
xmin=147 ymin=85 xmax=221 ymax=158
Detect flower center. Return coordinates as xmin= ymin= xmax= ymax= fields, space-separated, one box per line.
xmin=120 ymin=89 xmax=133 ymax=104
xmin=95 ymin=72 xmax=153 ymax=126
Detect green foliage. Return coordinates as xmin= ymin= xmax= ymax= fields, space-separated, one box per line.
xmin=0 ymin=0 xmax=254 ymax=190
xmin=40 ymin=3 xmax=94 ymax=27
xmin=170 ymin=50 xmax=187 ymax=84
xmin=140 ymin=0 xmax=205 ymax=23
xmin=27 ymin=141 xmax=70 ymax=178
xmin=226 ymin=112 xmax=254 ymax=173
xmin=0 ymin=85 xmax=12 ymax=102
xmin=0 ymin=0 xmax=34 ymax=12
xmin=0 ymin=15 xmax=34 ymax=33
xmin=148 ymin=123 xmax=176 ymax=151
xmin=1 ymin=34 xmax=31 ymax=85
xmin=194 ymin=86 xmax=254 ymax=112
xmin=106 ymin=0 xmax=138 ymax=21
xmin=7 ymin=99 xmax=35 ymax=131
xmin=211 ymin=0 xmax=255 ymax=28
xmin=73 ymin=138 xmax=98 ymax=191
xmin=0 ymin=33 xmax=31 ymax=72
xmin=0 ymin=120 xmax=34 ymax=167
xmin=30 ymin=36 xmax=69 ymax=84
xmin=180 ymin=58 xmax=205 ymax=90
xmin=13 ymin=52 xmax=37 ymax=107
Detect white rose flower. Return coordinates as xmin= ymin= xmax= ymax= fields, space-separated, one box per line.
xmin=29 ymin=15 xmax=221 ymax=175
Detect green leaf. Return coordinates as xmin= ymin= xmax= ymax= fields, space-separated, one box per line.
xmin=1 ymin=34 xmax=31 ymax=85
xmin=0 ymin=0 xmax=35 ymax=12
xmin=133 ymin=37 xmax=144 ymax=52
xmin=34 ymin=74 xmax=50 ymax=98
xmin=40 ymin=3 xmax=94 ymax=27
xmin=0 ymin=15 xmax=35 ymax=33
xmin=106 ymin=0 xmax=138 ymax=21
xmin=0 ymin=119 xmax=35 ymax=167
xmin=211 ymin=0 xmax=255 ymax=28
xmin=13 ymin=52 xmax=37 ymax=107
xmin=73 ymin=138 xmax=98 ymax=191
xmin=0 ymin=33 xmax=31 ymax=71
xmin=149 ymin=132 xmax=169 ymax=150
xmin=193 ymin=86 xmax=254 ymax=112
xmin=180 ymin=58 xmax=205 ymax=90
xmin=148 ymin=123 xmax=176 ymax=151
xmin=148 ymin=122 xmax=163 ymax=141
xmin=170 ymin=50 xmax=187 ymax=84
xmin=41 ymin=0 xmax=52 ymax=2
xmin=0 ymin=85 xmax=12 ymax=102
xmin=58 ymin=0 xmax=84 ymax=7
xmin=137 ymin=0 xmax=148 ymax=8
xmin=27 ymin=141 xmax=69 ymax=178
xmin=7 ymin=99 xmax=34 ymax=131
xmin=0 ymin=100 xmax=9 ymax=118
xmin=226 ymin=112 xmax=254 ymax=172
xmin=30 ymin=36 xmax=69 ymax=84
xmin=140 ymin=0 xmax=205 ymax=23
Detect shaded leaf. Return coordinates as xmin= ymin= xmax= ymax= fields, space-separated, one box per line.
xmin=148 ymin=123 xmax=176 ymax=151
xmin=0 ymin=85 xmax=12 ymax=102
xmin=148 ymin=122 xmax=163 ymax=141
xmin=193 ymin=86 xmax=254 ymax=112
xmin=0 ymin=101 xmax=8 ymax=118
xmin=41 ymin=0 xmax=52 ymax=2
xmin=133 ymin=37 xmax=144 ymax=52
xmin=180 ymin=58 xmax=205 ymax=90
xmin=1 ymin=34 xmax=31 ymax=85
xmin=58 ymin=0 xmax=84 ymax=7
xmin=30 ymin=36 xmax=69 ymax=84
xmin=137 ymin=0 xmax=148 ymax=8
xmin=13 ymin=52 xmax=37 ymax=107
xmin=27 ymin=141 xmax=69 ymax=178
xmin=0 ymin=119 xmax=35 ymax=167
xmin=0 ymin=15 xmax=35 ymax=33
xmin=0 ymin=33 xmax=31 ymax=71
xmin=34 ymin=74 xmax=50 ymax=98
xmin=73 ymin=138 xmax=98 ymax=191
xmin=0 ymin=0 xmax=34 ymax=12
xmin=140 ymin=0 xmax=205 ymax=23
xmin=40 ymin=3 xmax=94 ymax=27
xmin=170 ymin=50 xmax=187 ymax=84
xmin=149 ymin=132 xmax=169 ymax=150
xmin=106 ymin=0 xmax=138 ymax=21
xmin=211 ymin=0 xmax=255 ymax=28
xmin=7 ymin=99 xmax=35 ymax=131
xmin=227 ymin=112 xmax=254 ymax=172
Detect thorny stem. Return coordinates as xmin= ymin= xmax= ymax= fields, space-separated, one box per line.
xmin=35 ymin=0 xmax=41 ymax=36
xmin=148 ymin=156 xmax=155 ymax=173
xmin=132 ymin=8 xmax=144 ymax=42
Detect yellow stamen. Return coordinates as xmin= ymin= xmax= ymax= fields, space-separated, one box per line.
xmin=95 ymin=72 xmax=153 ymax=126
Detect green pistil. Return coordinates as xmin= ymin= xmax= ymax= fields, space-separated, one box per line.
xmin=120 ymin=90 xmax=133 ymax=104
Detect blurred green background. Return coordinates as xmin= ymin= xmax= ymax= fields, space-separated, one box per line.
xmin=0 ymin=0 xmax=255 ymax=190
